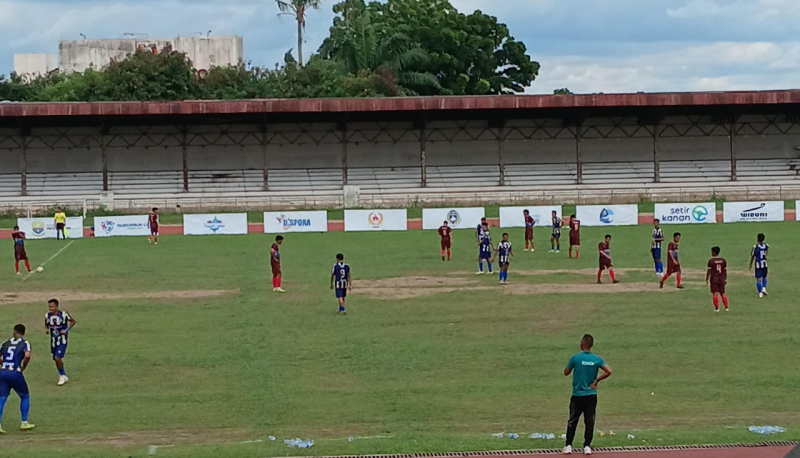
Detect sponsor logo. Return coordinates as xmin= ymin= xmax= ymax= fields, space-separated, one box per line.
xmin=204 ymin=217 xmax=225 ymax=233
xmin=447 ymin=210 xmax=461 ymax=226
xmin=581 ymin=361 xmax=596 ymax=366
xmin=599 ymin=208 xmax=614 ymax=224
xmin=276 ymin=214 xmax=313 ymax=231
xmin=31 ymin=221 xmax=45 ymax=236
xmin=368 ymin=212 xmax=384 ymax=228
xmin=692 ymin=206 xmax=709 ymax=222
xmin=740 ymin=203 xmax=769 ymax=220
xmin=101 ymin=221 xmax=115 ymax=234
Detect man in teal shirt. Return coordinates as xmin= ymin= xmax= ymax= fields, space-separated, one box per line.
xmin=563 ymin=334 xmax=612 ymax=455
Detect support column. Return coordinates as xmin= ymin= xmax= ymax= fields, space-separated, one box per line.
xmin=575 ymin=124 xmax=583 ymax=184
xmin=101 ymin=126 xmax=109 ymax=191
xmin=341 ymin=123 xmax=348 ymax=186
xmin=181 ymin=125 xmax=189 ymax=192
xmin=730 ymin=120 xmax=737 ymax=181
xmin=261 ymin=122 xmax=269 ymax=191
xmin=498 ymin=125 xmax=506 ymax=186
xmin=420 ymin=124 xmax=427 ymax=187
xmin=20 ymin=134 xmax=27 ymax=196
xmin=653 ymin=123 xmax=660 ymax=183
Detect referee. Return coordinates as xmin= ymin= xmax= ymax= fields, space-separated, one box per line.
xmin=563 ymin=334 xmax=612 ymax=455
xmin=53 ymin=207 xmax=67 ymax=240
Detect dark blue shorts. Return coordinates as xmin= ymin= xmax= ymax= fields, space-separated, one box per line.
xmin=335 ymin=288 xmax=347 ymax=299
xmin=552 ymin=232 xmax=561 ymax=239
xmin=480 ymin=251 xmax=492 ymax=260
xmin=755 ymin=268 xmax=768 ymax=279
xmin=652 ymin=248 xmax=662 ymax=260
xmin=51 ymin=342 xmax=68 ymax=360
xmin=499 ymin=262 xmax=510 ymax=268
xmin=0 ymin=370 xmax=29 ymax=397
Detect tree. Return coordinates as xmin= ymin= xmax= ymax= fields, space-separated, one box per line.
xmin=319 ymin=6 xmax=441 ymax=95
xmin=276 ymin=0 xmax=323 ymax=66
xmin=321 ymin=0 xmax=540 ymax=95
xmin=553 ymin=88 xmax=573 ymax=95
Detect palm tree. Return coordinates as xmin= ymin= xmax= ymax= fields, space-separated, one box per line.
xmin=276 ymin=0 xmax=323 ymax=66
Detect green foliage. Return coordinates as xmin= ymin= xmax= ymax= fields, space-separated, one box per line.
xmin=553 ymin=88 xmax=574 ymax=95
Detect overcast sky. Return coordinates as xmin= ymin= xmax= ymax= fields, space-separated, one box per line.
xmin=1 ymin=0 xmax=798 ymax=94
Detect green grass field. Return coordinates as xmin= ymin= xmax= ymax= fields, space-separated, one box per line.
xmin=0 ymin=223 xmax=799 ymax=457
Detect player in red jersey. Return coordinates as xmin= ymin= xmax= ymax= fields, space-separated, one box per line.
xmin=597 ymin=235 xmax=619 ymax=284
xmin=438 ymin=220 xmax=452 ymax=261
xmin=705 ymin=246 xmax=729 ymax=312
xmin=148 ymin=207 xmax=159 ymax=245
xmin=660 ymin=232 xmax=683 ymax=289
xmin=271 ymin=235 xmax=285 ymax=293
xmin=523 ymin=210 xmax=535 ymax=252
xmin=12 ymin=226 xmax=33 ymax=275
xmin=568 ymin=214 xmax=581 ymax=259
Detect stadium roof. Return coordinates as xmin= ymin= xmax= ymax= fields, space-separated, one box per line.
xmin=2 ymin=90 xmax=799 ymax=126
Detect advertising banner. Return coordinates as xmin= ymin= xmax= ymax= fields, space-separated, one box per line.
xmin=499 ymin=206 xmax=563 ymax=228
xmin=17 ymin=217 xmax=84 ymax=239
xmin=422 ymin=207 xmax=485 ymax=230
xmin=183 ymin=214 xmax=248 ymax=235
xmin=723 ymin=201 xmax=784 ymax=223
xmin=654 ymin=203 xmax=716 ymax=224
xmin=94 ymin=215 xmax=151 ymax=237
xmin=344 ymin=209 xmax=407 ymax=232
xmin=576 ymin=205 xmax=638 ymax=227
xmin=264 ymin=211 xmax=328 ymax=233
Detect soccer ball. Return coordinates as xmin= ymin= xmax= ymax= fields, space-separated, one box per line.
xmin=37 ymin=266 xmax=44 ymax=273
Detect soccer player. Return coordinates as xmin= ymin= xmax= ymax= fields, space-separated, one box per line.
xmin=12 ymin=226 xmax=32 ymax=275
xmin=660 ymin=232 xmax=683 ymax=289
xmin=148 ymin=207 xmax=159 ymax=245
xmin=54 ymin=207 xmax=67 ymax=240
xmin=706 ymin=246 xmax=729 ymax=312
xmin=597 ymin=235 xmax=619 ymax=284
xmin=550 ymin=211 xmax=563 ymax=253
xmin=651 ymin=219 xmax=665 ymax=276
xmin=45 ymin=299 xmax=76 ymax=386
xmin=438 ymin=220 xmax=452 ymax=261
xmin=492 ymin=233 xmax=514 ymax=284
xmin=475 ymin=217 xmax=488 ymax=244
xmin=271 ymin=235 xmax=285 ymax=293
xmin=750 ymin=233 xmax=769 ymax=298
xmin=568 ymin=214 xmax=581 ymax=259
xmin=476 ymin=223 xmax=493 ymax=275
xmin=563 ymin=334 xmax=612 ymax=456
xmin=523 ymin=210 xmax=535 ymax=252
xmin=0 ymin=324 xmax=36 ymax=433
xmin=330 ymin=253 xmax=352 ymax=315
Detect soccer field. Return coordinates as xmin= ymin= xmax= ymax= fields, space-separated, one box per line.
xmin=1 ymin=222 xmax=799 ymax=458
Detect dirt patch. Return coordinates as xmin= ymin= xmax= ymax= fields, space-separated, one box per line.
xmin=0 ymin=290 xmax=238 ymax=306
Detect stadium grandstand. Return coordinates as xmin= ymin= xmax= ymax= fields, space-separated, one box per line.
xmin=1 ymin=90 xmax=800 ymax=211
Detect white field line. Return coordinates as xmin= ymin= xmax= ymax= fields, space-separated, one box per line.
xmin=23 ymin=240 xmax=75 ymax=282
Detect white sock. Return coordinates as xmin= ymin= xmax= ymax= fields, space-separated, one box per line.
xmin=21 ymin=421 xmax=27 ymax=425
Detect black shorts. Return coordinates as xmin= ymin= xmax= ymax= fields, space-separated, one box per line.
xmin=56 ymin=223 xmax=65 ymax=230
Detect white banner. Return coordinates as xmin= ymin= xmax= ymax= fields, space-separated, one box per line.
xmin=499 ymin=206 xmax=563 ymax=228
xmin=264 ymin=211 xmax=328 ymax=233
xmin=183 ymin=214 xmax=248 ymax=235
xmin=422 ymin=207 xmax=485 ymax=230
xmin=94 ymin=215 xmax=151 ymax=237
xmin=723 ymin=201 xmax=785 ymax=223
xmin=654 ymin=203 xmax=716 ymax=224
xmin=17 ymin=217 xmax=84 ymax=239
xmin=576 ymin=205 xmax=638 ymax=227
xmin=344 ymin=209 xmax=407 ymax=232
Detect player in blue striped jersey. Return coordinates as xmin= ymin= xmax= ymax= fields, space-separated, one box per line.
xmin=749 ymin=233 xmax=769 ymax=298
xmin=651 ymin=219 xmax=665 ymax=276
xmin=493 ymin=233 xmax=515 ymax=284
xmin=476 ymin=224 xmax=493 ymax=275
xmin=331 ymin=253 xmax=352 ymax=314
xmin=550 ymin=211 xmax=563 ymax=253
xmin=45 ymin=299 xmax=76 ymax=386
xmin=0 ymin=324 xmax=36 ymax=433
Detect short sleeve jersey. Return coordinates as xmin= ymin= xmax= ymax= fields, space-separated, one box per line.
xmin=566 ymin=351 xmax=606 ymax=397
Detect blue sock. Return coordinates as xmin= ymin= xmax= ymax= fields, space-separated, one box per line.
xmin=58 ymin=367 xmax=66 ymax=377
xmin=763 ymin=278 xmax=768 ymax=289
xmin=499 ymin=271 xmax=504 ymax=281
xmin=756 ymin=280 xmax=763 ymax=293
xmin=0 ymin=395 xmax=7 ymax=424
xmin=478 ymin=262 xmax=484 ymax=272
xmin=504 ymin=271 xmax=509 ymax=281
xmin=20 ymin=394 xmax=29 ymax=422
xmin=488 ymin=263 xmax=493 ymax=273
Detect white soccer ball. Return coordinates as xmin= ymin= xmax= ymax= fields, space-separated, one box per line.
xmin=37 ymin=266 xmax=44 ymax=273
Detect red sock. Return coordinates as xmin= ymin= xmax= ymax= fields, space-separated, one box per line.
xmin=24 ymin=260 xmax=31 ymax=272
xmin=597 ymin=270 xmax=602 ymax=282
xmin=569 ymin=248 xmax=573 ymax=258
xmin=722 ymin=295 xmax=729 ymax=308
xmin=576 ymin=250 xmax=580 ymax=259
xmin=441 ymin=249 xmax=445 ymax=257
xmin=272 ymin=276 xmax=278 ymax=288
xmin=276 ymin=275 xmax=282 ymax=288
xmin=609 ymin=270 xmax=617 ymax=282
xmin=15 ymin=260 xmax=19 ymax=273
xmin=447 ymin=249 xmax=451 ymax=260
xmin=661 ymin=273 xmax=669 ymax=283
xmin=676 ymin=273 xmax=682 ymax=287
xmin=712 ymin=295 xmax=719 ymax=310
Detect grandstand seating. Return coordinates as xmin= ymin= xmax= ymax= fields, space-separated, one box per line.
xmin=0 ymin=174 xmax=21 ymax=197
xmin=189 ymin=170 xmax=264 ymax=193
xmin=348 ymin=167 xmax=421 ymax=190
xmin=659 ymin=160 xmax=731 ymax=183
xmin=267 ymin=169 xmax=343 ymax=191
xmin=737 ymin=159 xmax=800 ymax=181
xmin=27 ymin=172 xmax=103 ymax=196
xmin=426 ymin=165 xmax=501 ymax=187
xmin=109 ymin=171 xmax=183 ymax=195
xmin=504 ymin=164 xmax=578 ymax=186
xmin=583 ymin=162 xmax=655 ymax=184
